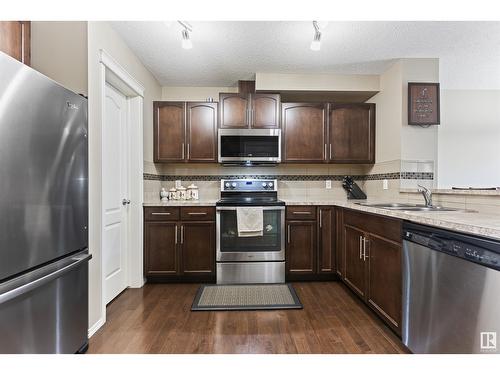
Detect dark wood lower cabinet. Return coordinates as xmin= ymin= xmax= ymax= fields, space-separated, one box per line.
xmin=144 ymin=222 xmax=178 ymax=276
xmin=286 ymin=206 xmax=337 ymax=281
xmin=335 ymin=207 xmax=345 ymax=278
xmin=286 ymin=220 xmax=317 ymax=277
xmin=181 ymin=222 xmax=215 ymax=277
xmin=366 ymin=234 xmax=402 ymax=333
xmin=343 ymin=225 xmax=366 ymax=298
xmin=318 ymin=207 xmax=335 ymax=275
xmin=144 ymin=207 xmax=215 ymax=282
xmin=341 ymin=208 xmax=403 ymax=334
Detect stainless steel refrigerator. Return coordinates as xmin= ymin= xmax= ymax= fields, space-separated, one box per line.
xmin=0 ymin=52 xmax=90 ymax=353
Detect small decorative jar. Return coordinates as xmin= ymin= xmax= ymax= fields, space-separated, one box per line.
xmin=168 ymin=187 xmax=177 ymax=200
xmin=177 ymin=186 xmax=187 ymax=200
xmin=160 ymin=187 xmax=168 ymax=202
xmin=187 ymin=184 xmax=199 ymax=200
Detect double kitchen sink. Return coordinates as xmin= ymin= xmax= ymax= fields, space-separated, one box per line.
xmin=355 ymin=202 xmax=462 ymax=212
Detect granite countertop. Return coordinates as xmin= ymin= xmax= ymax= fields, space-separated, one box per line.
xmin=400 ymin=188 xmax=500 ymax=196
xmin=285 ymin=199 xmax=500 ymax=240
xmin=143 ymin=199 xmax=500 ymax=240
xmin=143 ymin=199 xmax=218 ymax=207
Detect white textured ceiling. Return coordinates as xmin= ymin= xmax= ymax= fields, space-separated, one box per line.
xmin=111 ymin=21 xmax=500 ymax=89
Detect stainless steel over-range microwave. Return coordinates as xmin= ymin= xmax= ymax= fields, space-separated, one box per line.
xmin=218 ymin=129 xmax=281 ymax=164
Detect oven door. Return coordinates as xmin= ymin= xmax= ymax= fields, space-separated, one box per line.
xmin=216 ymin=206 xmax=285 ymax=262
xmin=218 ymin=129 xmax=281 ymax=163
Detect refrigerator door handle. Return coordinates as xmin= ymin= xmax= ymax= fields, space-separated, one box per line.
xmin=0 ymin=253 xmax=92 ymax=305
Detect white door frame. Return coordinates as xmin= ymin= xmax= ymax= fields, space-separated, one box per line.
xmin=91 ymin=49 xmax=145 ymax=337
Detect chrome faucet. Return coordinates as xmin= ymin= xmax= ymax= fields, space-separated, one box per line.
xmin=418 ymin=185 xmax=433 ymax=207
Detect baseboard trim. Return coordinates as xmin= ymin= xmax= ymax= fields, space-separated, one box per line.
xmin=88 ymin=316 xmax=105 ymax=338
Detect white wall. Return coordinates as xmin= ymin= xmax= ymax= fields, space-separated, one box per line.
xmin=255 ymin=72 xmax=379 ymax=92
xmin=400 ymin=58 xmax=440 ymax=164
xmin=438 ymin=90 xmax=500 ymax=188
xmin=30 ymin=21 xmax=88 ymax=96
xmin=87 ymin=21 xmax=162 ymax=332
xmin=367 ymin=61 xmax=402 ymax=164
xmin=162 ymin=86 xmax=237 ymax=101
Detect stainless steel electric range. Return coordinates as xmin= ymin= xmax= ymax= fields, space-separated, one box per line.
xmin=216 ymin=179 xmax=285 ymax=284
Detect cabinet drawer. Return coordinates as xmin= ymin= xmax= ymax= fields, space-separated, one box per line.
xmin=343 ymin=208 xmax=401 ymax=243
xmin=144 ymin=207 xmax=180 ymax=221
xmin=180 ymin=206 xmax=215 ymax=221
xmin=286 ymin=206 xmax=317 ymax=220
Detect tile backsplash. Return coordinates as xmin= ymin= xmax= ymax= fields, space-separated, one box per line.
xmin=143 ymin=160 xmax=500 ymax=213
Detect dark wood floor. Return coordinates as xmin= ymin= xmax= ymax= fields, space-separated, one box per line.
xmin=88 ymin=282 xmax=408 ymax=354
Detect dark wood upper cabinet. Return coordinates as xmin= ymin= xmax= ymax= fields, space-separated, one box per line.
xmin=180 ymin=222 xmax=215 ymax=276
xmin=0 ymin=21 xmax=30 ymax=66
xmin=318 ymin=207 xmax=336 ymax=274
xmin=282 ymin=103 xmax=327 ymax=162
xmin=286 ymin=220 xmax=317 ymax=276
xmin=154 ymin=101 xmax=218 ymax=163
xmin=186 ymin=102 xmax=217 ymax=162
xmin=328 ymin=103 xmax=375 ymax=163
xmin=154 ymin=102 xmax=186 ymax=162
xmin=366 ymin=234 xmax=402 ymax=334
xmin=219 ymin=93 xmax=250 ymax=128
xmin=144 ymin=221 xmax=179 ymax=276
xmin=219 ymin=92 xmax=280 ymax=129
xmin=252 ymin=93 xmax=280 ymax=128
xmin=343 ymin=225 xmax=366 ymax=299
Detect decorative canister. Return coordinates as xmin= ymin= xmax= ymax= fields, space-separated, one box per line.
xmin=168 ymin=187 xmax=177 ymax=200
xmin=177 ymin=186 xmax=187 ymax=200
xmin=160 ymin=187 xmax=168 ymax=202
xmin=187 ymin=184 xmax=199 ymax=200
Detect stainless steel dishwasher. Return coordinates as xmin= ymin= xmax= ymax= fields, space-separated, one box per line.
xmin=402 ymin=222 xmax=500 ymax=354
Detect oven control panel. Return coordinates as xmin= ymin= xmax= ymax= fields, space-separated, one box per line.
xmin=221 ymin=179 xmax=278 ymax=192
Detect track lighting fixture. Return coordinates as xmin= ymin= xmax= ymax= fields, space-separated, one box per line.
xmin=178 ymin=21 xmax=193 ymax=50
xmin=310 ymin=21 xmax=322 ymax=51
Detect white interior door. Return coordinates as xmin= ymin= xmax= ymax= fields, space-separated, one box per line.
xmin=103 ymin=83 xmax=129 ymax=304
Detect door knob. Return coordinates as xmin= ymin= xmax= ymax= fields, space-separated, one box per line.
xmin=122 ymin=199 xmax=131 ymax=205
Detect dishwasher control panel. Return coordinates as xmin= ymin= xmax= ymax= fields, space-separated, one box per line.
xmin=404 ymin=228 xmax=500 ymax=271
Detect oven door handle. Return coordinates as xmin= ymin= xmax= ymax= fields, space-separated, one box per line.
xmin=216 ymin=206 xmax=285 ymax=211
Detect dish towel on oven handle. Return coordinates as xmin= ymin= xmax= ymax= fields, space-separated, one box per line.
xmin=236 ymin=207 xmax=264 ymax=237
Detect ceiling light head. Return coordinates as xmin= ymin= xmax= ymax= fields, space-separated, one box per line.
xmin=181 ymin=28 xmax=192 ymax=50
xmin=178 ymin=21 xmax=193 ymax=50
xmin=310 ymin=30 xmax=321 ymax=51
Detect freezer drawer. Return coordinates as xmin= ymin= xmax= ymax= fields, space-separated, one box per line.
xmin=0 ymin=251 xmax=91 ymax=354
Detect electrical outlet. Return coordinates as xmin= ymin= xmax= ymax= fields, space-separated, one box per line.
xmin=326 ymin=180 xmax=332 ymax=189
xmin=383 ymin=179 xmax=389 ymax=190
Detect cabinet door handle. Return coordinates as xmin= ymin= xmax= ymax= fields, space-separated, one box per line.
xmin=180 ymin=225 xmax=184 ymax=244
xmin=187 ymin=143 xmax=190 ymax=159
xmin=324 ymin=144 xmax=327 ymax=159
xmin=175 ymin=225 xmax=178 ymax=244
xmin=363 ymin=237 xmax=369 ymax=261
xmin=292 ymin=211 xmax=311 ymax=215
xmin=329 ymin=144 xmax=332 ymax=159
xmin=151 ymin=212 xmax=171 ymax=216
xmin=188 ymin=212 xmax=207 ymax=216
xmin=287 ymin=225 xmax=291 ymax=243
xmin=319 ymin=210 xmax=322 ymax=228
xmin=181 ymin=143 xmax=185 ymax=159
xmin=359 ymin=236 xmax=363 ymax=259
